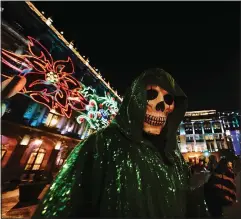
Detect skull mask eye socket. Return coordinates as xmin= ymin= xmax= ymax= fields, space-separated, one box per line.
xmin=164 ymin=94 xmax=174 ymax=105
xmin=147 ymin=89 xmax=158 ymax=101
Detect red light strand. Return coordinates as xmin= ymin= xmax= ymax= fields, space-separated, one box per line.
xmin=1 ymin=36 xmax=88 ymax=118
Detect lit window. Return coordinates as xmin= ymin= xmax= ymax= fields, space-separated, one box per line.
xmin=205 ymin=135 xmax=214 ymax=141
xmin=55 ymin=147 xmax=68 ymax=167
xmin=45 ymin=112 xmax=59 ymax=127
xmin=25 ymin=148 xmax=46 ymax=170
xmin=56 ymin=156 xmax=65 ymax=166
xmin=213 ymin=123 xmax=221 ymax=129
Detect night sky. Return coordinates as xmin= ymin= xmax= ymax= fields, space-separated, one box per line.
xmin=34 ymin=1 xmax=240 ymax=111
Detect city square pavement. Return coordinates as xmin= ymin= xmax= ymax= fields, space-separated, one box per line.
xmin=1 ymin=173 xmax=240 ymax=218
xmin=1 ymin=185 xmax=50 ymax=218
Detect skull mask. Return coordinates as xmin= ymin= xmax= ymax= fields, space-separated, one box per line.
xmin=143 ymin=85 xmax=175 ymax=135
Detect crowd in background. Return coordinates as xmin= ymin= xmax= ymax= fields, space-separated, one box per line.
xmin=187 ymin=154 xmax=241 ymax=175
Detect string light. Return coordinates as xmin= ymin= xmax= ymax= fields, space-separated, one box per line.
xmin=77 ymin=86 xmax=118 ymax=130
xmin=69 ymin=42 xmax=74 ymax=49
xmin=25 ymin=2 xmax=122 ymax=102
xmin=46 ymin=17 xmax=53 ymax=26
xmin=1 ymin=36 xmax=88 ymax=118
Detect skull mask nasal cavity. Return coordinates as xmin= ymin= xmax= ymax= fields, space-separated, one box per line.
xmin=143 ymin=85 xmax=175 ymax=135
xmin=155 ymin=102 xmax=165 ymax=112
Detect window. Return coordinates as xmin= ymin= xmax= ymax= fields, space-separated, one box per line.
xmin=194 ymin=123 xmax=203 ymax=134
xmin=216 ymin=134 xmax=223 ymax=140
xmin=195 ymin=134 xmax=204 ymax=142
xmin=45 ymin=112 xmax=59 ymax=128
xmin=213 ymin=122 xmax=222 ymax=133
xmin=25 ymin=148 xmax=46 ymax=170
xmin=203 ymin=122 xmax=212 ymax=133
xmin=213 ymin=122 xmax=221 ymax=129
xmin=55 ymin=147 xmax=69 ymax=167
xmin=204 ymin=122 xmax=211 ymax=129
xmin=205 ymin=134 xmax=214 ymax=141
xmin=56 ymin=156 xmax=65 ymax=166
xmin=185 ymin=123 xmax=193 ymax=134
xmin=186 ymin=135 xmax=194 ymax=142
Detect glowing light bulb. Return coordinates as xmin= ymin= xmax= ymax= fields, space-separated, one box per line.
xmin=69 ymin=42 xmax=74 ymax=49
xmin=46 ymin=18 xmax=53 ymax=26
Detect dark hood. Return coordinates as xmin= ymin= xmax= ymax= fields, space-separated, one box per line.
xmin=114 ymin=68 xmax=188 ymax=162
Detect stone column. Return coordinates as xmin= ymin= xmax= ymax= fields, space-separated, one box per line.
xmin=192 ymin=122 xmax=196 ymax=151
xmin=202 ymin=122 xmax=207 ymax=151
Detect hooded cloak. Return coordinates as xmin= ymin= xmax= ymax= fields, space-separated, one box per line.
xmin=33 ymin=68 xmax=210 ymax=218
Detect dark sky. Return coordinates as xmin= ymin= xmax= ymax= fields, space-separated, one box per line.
xmin=34 ymin=1 xmax=240 ymax=111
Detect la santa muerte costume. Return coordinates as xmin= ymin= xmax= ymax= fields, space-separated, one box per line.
xmin=33 ymin=68 xmax=236 ymax=218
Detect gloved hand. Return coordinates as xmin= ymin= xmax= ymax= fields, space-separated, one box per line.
xmin=210 ymin=168 xmax=236 ymax=206
xmin=204 ymin=158 xmax=236 ymax=217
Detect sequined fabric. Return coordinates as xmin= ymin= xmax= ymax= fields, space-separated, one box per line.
xmin=33 ymin=69 xmax=210 ymax=218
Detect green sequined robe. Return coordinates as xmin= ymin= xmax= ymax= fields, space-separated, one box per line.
xmin=33 ymin=69 xmax=210 ymax=218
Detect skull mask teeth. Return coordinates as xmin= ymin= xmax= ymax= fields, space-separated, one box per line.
xmin=143 ymin=85 xmax=175 ymax=135
xmin=144 ymin=114 xmax=166 ymax=126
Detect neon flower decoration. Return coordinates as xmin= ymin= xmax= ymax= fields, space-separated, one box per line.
xmin=1 ymin=36 xmax=88 ymax=118
xmin=76 ymin=86 xmax=119 ymax=130
xmin=96 ymin=91 xmax=119 ymax=116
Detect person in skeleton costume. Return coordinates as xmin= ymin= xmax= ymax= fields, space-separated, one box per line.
xmin=33 ymin=68 xmax=236 ymax=218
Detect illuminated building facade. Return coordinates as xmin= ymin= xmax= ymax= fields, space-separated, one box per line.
xmin=178 ymin=110 xmax=240 ymax=163
xmin=1 ymin=2 xmax=121 ymax=185
xmin=219 ymin=111 xmax=241 ymax=155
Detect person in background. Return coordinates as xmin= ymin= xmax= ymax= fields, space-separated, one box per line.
xmin=207 ymin=155 xmax=218 ymax=173
xmin=194 ymin=160 xmax=205 ymax=173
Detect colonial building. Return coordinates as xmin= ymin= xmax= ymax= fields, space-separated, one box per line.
xmin=178 ymin=110 xmax=240 ymax=164
xmin=1 ymin=1 xmax=121 ymax=186
xmin=219 ymin=111 xmax=241 ymax=155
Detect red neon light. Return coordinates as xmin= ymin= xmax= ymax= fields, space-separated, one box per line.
xmin=1 ymin=36 xmax=88 ymax=118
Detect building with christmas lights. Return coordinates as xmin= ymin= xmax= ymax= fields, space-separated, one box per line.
xmin=178 ymin=110 xmax=240 ymax=164
xmin=1 ymin=1 xmax=121 ymax=187
xmin=1 ymin=2 xmax=240 ymax=191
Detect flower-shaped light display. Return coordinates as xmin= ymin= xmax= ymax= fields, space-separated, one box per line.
xmin=1 ymin=36 xmax=88 ymax=118
xmin=77 ymin=86 xmax=119 ymax=130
